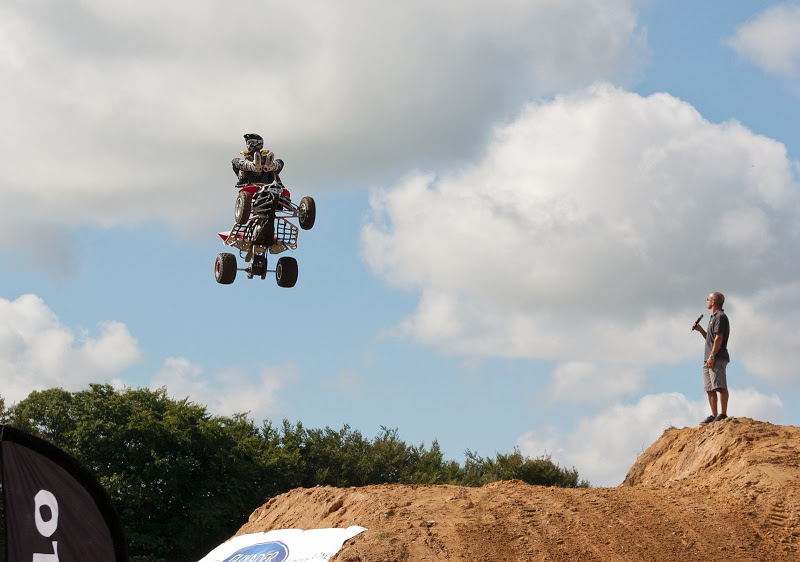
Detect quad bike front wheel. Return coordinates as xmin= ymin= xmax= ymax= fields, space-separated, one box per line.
xmin=299 ymin=196 xmax=316 ymax=230
xmin=275 ymin=256 xmax=298 ymax=288
xmin=235 ymin=191 xmax=252 ymax=224
xmin=215 ymin=253 xmax=237 ymax=284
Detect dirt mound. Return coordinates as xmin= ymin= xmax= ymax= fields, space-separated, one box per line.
xmin=623 ymin=417 xmax=800 ymax=490
xmin=232 ymin=418 xmax=800 ymax=561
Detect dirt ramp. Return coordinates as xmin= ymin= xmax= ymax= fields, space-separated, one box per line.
xmin=623 ymin=417 xmax=800 ymax=491
xmin=229 ymin=419 xmax=800 ymax=561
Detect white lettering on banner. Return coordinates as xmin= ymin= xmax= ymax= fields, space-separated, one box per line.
xmin=34 ymin=490 xmax=59 ymax=537
xmin=33 ymin=490 xmax=60 ymax=561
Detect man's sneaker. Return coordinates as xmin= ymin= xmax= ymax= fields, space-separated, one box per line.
xmin=714 ymin=413 xmax=728 ymax=422
xmin=699 ymin=415 xmax=716 ymax=426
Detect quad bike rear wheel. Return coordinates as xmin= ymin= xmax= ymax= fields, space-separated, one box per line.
xmin=275 ymin=256 xmax=298 ymax=288
xmin=215 ymin=253 xmax=237 ymax=284
xmin=299 ymin=196 xmax=316 ymax=230
xmin=235 ymin=191 xmax=252 ymax=224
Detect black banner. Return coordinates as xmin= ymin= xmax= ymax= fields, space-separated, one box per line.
xmin=0 ymin=425 xmax=127 ymax=561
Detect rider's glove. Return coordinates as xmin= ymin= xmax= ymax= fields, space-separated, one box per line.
xmin=260 ymin=149 xmax=280 ymax=171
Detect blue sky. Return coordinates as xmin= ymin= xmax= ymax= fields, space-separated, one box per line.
xmin=2 ymin=1 xmax=799 ymax=487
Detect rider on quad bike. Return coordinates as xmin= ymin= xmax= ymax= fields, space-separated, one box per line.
xmin=215 ymin=133 xmax=316 ymax=287
xmin=230 ymin=133 xmax=285 ymax=252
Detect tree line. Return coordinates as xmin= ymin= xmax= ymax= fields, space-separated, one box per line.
xmin=0 ymin=385 xmax=588 ymax=561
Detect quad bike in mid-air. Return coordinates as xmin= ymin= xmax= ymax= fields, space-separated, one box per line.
xmin=215 ymin=180 xmax=315 ymax=287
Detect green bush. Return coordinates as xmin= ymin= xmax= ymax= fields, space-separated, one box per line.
xmin=460 ymin=448 xmax=588 ymax=488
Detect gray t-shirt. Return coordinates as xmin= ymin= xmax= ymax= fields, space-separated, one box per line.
xmin=705 ymin=310 xmax=730 ymax=362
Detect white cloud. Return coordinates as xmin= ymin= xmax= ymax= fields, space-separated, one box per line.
xmin=547 ymin=362 xmax=645 ymax=404
xmin=362 ymin=84 xmax=800 ymax=384
xmin=730 ymin=285 xmax=800 ymax=383
xmin=518 ymin=389 xmax=783 ymax=486
xmin=0 ymin=294 xmax=297 ymax=420
xmin=151 ymin=357 xmax=298 ymax=422
xmin=0 ymin=0 xmax=646 ymax=263
xmin=0 ymin=294 xmax=142 ymax=404
xmin=726 ymin=3 xmax=800 ymax=77
xmin=0 ymin=8 xmax=31 ymax=71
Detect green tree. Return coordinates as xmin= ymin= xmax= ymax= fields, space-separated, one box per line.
xmin=459 ymin=448 xmax=588 ymax=488
xmin=269 ymin=423 xmax=462 ymax=488
xmin=3 ymin=388 xmax=75 ymax=442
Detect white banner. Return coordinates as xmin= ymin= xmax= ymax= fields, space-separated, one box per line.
xmin=197 ymin=526 xmax=367 ymax=562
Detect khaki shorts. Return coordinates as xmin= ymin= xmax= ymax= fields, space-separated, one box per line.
xmin=703 ymin=360 xmax=728 ymax=392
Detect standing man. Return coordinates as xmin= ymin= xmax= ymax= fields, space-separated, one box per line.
xmin=692 ymin=291 xmax=731 ymax=426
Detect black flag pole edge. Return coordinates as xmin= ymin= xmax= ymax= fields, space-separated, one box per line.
xmin=0 ymin=424 xmax=129 ymax=562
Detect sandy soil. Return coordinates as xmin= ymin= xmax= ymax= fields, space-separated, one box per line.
xmin=233 ymin=417 xmax=800 ymax=561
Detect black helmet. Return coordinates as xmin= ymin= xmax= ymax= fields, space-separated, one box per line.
xmin=243 ymin=133 xmax=263 ymax=152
